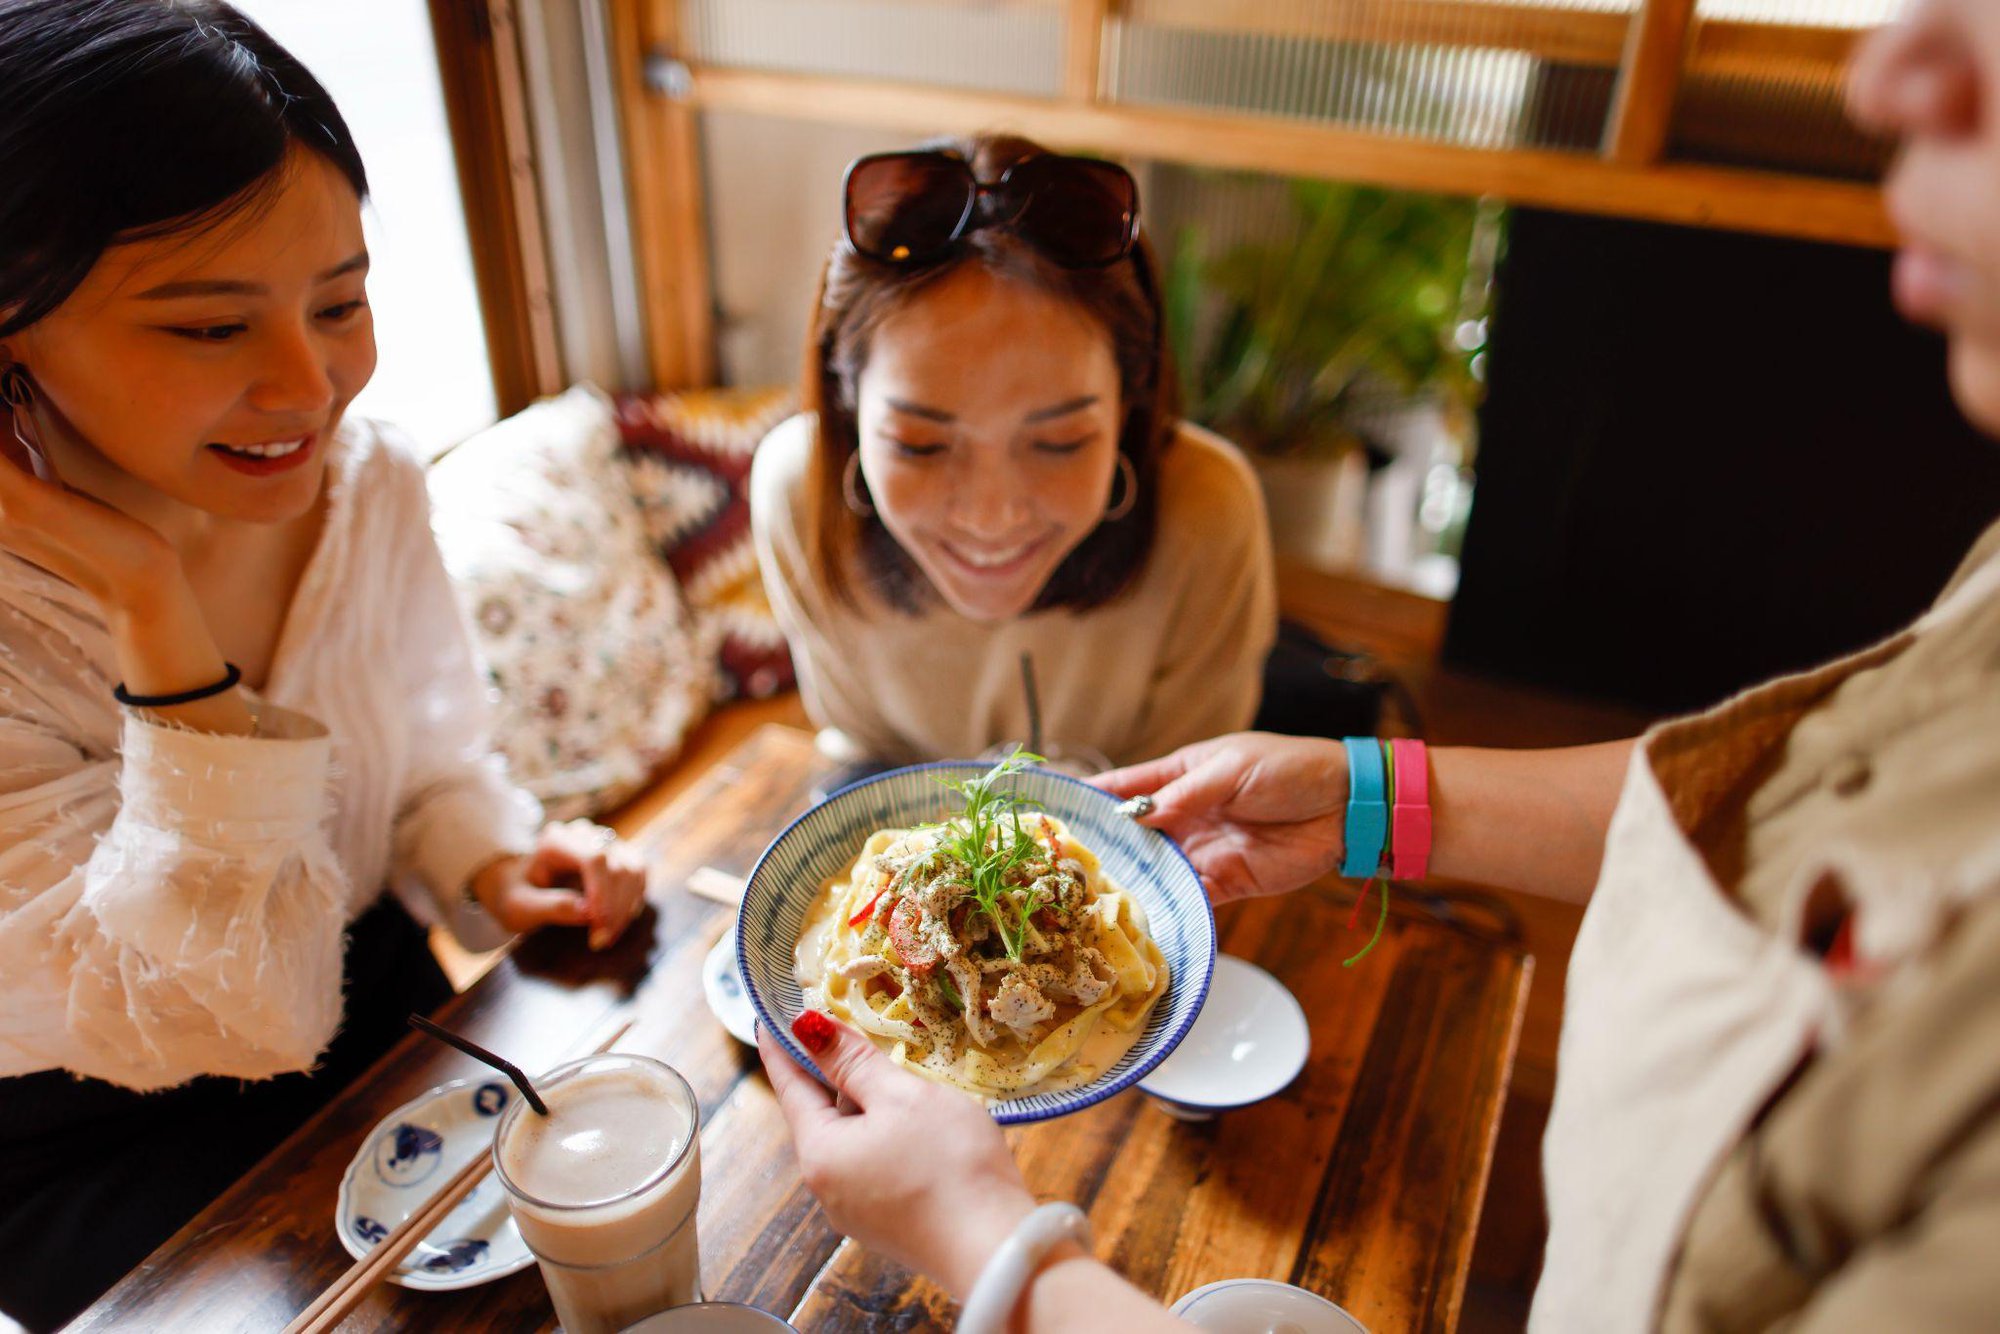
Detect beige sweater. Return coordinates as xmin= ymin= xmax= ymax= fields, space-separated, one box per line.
xmin=749 ymin=414 xmax=1277 ymax=767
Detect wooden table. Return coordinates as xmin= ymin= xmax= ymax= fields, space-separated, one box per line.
xmin=75 ymin=725 xmax=1531 ymax=1333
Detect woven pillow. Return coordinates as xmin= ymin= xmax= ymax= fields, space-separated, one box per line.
xmin=428 ymin=384 xmax=714 ymax=819
xmin=616 ymin=387 xmax=798 ymax=699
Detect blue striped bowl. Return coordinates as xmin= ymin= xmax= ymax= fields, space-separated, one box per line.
xmin=737 ymin=761 xmax=1216 ymax=1124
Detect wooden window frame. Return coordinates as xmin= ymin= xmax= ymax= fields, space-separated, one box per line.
xmin=610 ymin=0 xmax=1891 ymax=394
xmin=607 ymin=0 xmax=716 ymax=392
xmin=428 ymin=0 xmax=566 ymax=417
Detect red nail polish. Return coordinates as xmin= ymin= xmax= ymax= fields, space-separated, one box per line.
xmin=792 ymin=1010 xmax=836 ymax=1055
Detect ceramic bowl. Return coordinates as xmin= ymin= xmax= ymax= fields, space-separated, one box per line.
xmin=737 ymin=761 xmax=1216 ymax=1124
xmin=1171 ymin=1278 xmax=1368 ymax=1332
xmin=621 ymin=1303 xmax=799 ymax=1332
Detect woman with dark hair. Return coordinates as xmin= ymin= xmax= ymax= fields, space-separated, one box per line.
xmin=0 ymin=4 xmax=645 ymax=1325
xmin=750 ymin=134 xmax=1277 ymax=768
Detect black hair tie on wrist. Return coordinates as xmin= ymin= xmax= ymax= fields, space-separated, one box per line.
xmin=114 ymin=662 xmax=243 ymax=709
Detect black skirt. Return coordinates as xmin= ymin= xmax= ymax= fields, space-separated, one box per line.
xmin=0 ymin=894 xmax=454 ymax=1333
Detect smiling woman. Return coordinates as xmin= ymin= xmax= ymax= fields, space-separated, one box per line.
xmin=16 ymin=151 xmax=377 ymax=539
xmin=750 ymin=133 xmax=1278 ymax=768
xmin=0 ymin=5 xmax=647 ymax=1330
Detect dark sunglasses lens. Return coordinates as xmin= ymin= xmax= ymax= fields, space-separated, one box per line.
xmin=1013 ymin=158 xmax=1137 ymax=267
xmin=845 ymin=155 xmax=974 ymax=263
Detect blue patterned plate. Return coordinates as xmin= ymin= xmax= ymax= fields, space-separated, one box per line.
xmin=334 ymin=1077 xmax=535 ymax=1290
xmin=738 ymin=761 xmax=1216 ymax=1124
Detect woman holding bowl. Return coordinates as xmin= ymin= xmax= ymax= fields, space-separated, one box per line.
xmin=761 ymin=2 xmax=2000 ymax=1327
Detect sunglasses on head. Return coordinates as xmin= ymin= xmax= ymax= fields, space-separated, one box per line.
xmin=841 ymin=149 xmax=1141 ymax=270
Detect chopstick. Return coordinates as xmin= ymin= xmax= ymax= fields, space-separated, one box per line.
xmin=285 ymin=1146 xmax=491 ymax=1332
xmin=285 ymin=1016 xmax=635 ymax=1333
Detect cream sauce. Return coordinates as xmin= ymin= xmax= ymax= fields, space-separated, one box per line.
xmin=791 ymin=847 xmax=1161 ymax=1102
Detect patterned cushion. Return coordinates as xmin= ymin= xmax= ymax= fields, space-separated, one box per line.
xmin=428 ymin=385 xmax=714 ymax=819
xmin=615 ymin=386 xmax=799 ymax=700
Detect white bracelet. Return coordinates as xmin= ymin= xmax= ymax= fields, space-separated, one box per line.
xmin=958 ymin=1202 xmax=1091 ymax=1334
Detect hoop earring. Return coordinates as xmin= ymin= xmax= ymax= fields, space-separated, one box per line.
xmin=0 ymin=362 xmax=32 ymax=411
xmin=842 ymin=451 xmax=876 ymax=517
xmin=1103 ymin=454 xmax=1137 ymax=523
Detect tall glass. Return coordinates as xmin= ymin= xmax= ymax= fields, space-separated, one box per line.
xmin=492 ymin=1054 xmax=702 ymax=1334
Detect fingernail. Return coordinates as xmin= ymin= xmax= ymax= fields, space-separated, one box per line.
xmin=791 ymin=1010 xmax=836 ymax=1055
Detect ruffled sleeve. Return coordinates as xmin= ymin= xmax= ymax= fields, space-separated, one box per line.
xmin=0 ymin=623 xmax=352 ymax=1088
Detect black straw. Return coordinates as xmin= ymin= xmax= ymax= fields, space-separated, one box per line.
xmin=408 ymin=1013 xmax=548 ymax=1116
xmin=1020 ymin=652 xmax=1042 ymax=758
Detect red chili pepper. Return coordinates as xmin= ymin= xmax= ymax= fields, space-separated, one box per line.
xmin=791 ymin=1009 xmax=837 ymax=1055
xmin=847 ymin=888 xmax=888 ymax=929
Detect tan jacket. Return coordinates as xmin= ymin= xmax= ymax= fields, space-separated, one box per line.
xmin=1657 ymin=518 xmax=2000 ymax=1330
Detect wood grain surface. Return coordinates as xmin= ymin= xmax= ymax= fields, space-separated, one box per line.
xmin=76 ymin=725 xmax=1528 ymax=1333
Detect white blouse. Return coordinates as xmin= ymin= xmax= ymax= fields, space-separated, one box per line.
xmin=0 ymin=419 xmax=540 ymax=1091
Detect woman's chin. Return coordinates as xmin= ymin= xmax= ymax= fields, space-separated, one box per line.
xmin=934 ymin=583 xmax=1039 ymax=622
xmin=920 ymin=566 xmax=1044 ymax=622
xmin=1946 ymin=339 xmax=2000 ymax=439
xmin=188 ymin=460 xmax=329 ymax=525
xmin=913 ymin=545 xmax=1059 ymax=621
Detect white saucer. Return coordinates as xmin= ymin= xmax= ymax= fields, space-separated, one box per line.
xmin=703 ymin=928 xmax=758 ymax=1046
xmin=334 ymin=1077 xmax=535 ymax=1290
xmin=622 ymin=1302 xmax=798 ymax=1332
xmin=1171 ymin=1278 xmax=1368 ymax=1333
xmin=1137 ymin=955 xmax=1309 ymax=1120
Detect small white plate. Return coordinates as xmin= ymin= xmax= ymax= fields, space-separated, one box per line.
xmin=622 ymin=1303 xmax=798 ymax=1332
xmin=704 ymin=928 xmax=758 ymax=1046
xmin=1171 ymin=1278 xmax=1368 ymax=1332
xmin=334 ymin=1077 xmax=535 ymax=1290
xmin=1138 ymin=955 xmax=1309 ymax=1120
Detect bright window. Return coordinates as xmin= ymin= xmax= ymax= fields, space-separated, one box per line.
xmin=232 ymin=0 xmax=497 ymax=455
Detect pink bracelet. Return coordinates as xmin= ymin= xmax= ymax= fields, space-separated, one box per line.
xmin=1389 ymin=738 xmax=1431 ymax=881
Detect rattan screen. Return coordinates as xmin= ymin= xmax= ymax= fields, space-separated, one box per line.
xmin=1673 ymin=0 xmax=1899 ymax=177
xmin=680 ymin=0 xmax=1064 ymax=97
xmin=1108 ymin=0 xmax=1637 ymax=151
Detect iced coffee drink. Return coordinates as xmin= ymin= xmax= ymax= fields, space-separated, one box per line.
xmin=493 ymin=1054 xmax=702 ymax=1334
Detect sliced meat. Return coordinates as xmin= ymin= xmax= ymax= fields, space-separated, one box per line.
xmin=949 ymin=957 xmax=1001 ymax=1047
xmin=1043 ymin=944 xmax=1113 ymax=1006
xmin=988 ymin=972 xmax=1057 ymax=1043
xmin=833 ymin=954 xmax=894 ymax=982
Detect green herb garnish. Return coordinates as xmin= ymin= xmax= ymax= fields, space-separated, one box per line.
xmin=1343 ymin=878 xmax=1389 ymax=967
xmin=919 ymin=747 xmax=1048 ymax=960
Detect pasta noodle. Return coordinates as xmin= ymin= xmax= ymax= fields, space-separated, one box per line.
xmin=795 ymin=812 xmax=1169 ymax=1100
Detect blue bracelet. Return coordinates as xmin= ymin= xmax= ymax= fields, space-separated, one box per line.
xmin=1341 ymin=737 xmax=1388 ymax=879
